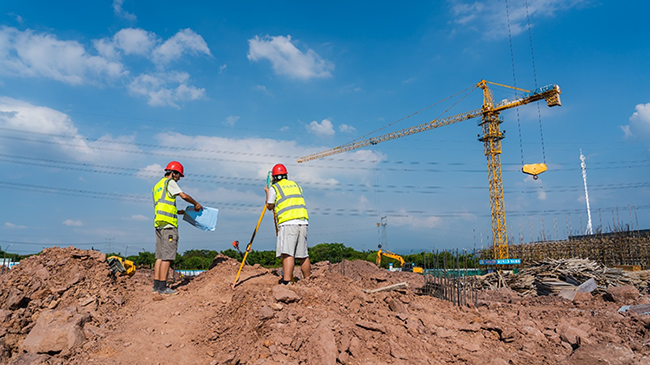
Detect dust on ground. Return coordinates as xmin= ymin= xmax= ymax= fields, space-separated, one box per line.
xmin=1 ymin=247 xmax=649 ymax=364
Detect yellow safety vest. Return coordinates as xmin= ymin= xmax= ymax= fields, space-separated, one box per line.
xmin=152 ymin=177 xmax=178 ymax=227
xmin=272 ymin=179 xmax=308 ymax=224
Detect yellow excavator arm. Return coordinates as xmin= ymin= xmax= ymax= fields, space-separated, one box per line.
xmin=376 ymin=248 xmax=405 ymax=267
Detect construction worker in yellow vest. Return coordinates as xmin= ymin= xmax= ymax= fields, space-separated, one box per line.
xmin=264 ymin=164 xmax=310 ymax=285
xmin=152 ymin=161 xmax=202 ymax=295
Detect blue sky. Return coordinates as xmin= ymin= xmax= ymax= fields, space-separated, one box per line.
xmin=1 ymin=0 xmax=649 ymax=257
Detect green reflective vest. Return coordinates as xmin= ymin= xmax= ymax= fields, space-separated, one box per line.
xmin=272 ymin=179 xmax=309 ymax=224
xmin=152 ymin=177 xmax=178 ymax=227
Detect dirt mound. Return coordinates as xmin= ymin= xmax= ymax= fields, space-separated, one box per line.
xmin=2 ymin=248 xmax=650 ymax=364
xmin=0 ymin=247 xmax=141 ymax=363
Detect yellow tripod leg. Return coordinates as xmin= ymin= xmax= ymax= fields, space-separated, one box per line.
xmin=231 ymin=205 xmax=266 ymax=289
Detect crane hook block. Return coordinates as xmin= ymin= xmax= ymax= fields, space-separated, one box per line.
xmin=522 ymin=163 xmax=547 ymax=179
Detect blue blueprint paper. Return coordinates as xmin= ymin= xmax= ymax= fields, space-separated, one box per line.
xmin=182 ymin=206 xmax=218 ymax=231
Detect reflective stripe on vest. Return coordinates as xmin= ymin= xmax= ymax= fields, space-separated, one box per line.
xmin=152 ymin=177 xmax=178 ymax=227
xmin=272 ymin=179 xmax=308 ymax=224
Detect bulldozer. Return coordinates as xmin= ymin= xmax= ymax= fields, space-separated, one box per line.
xmin=376 ymin=245 xmax=423 ymax=273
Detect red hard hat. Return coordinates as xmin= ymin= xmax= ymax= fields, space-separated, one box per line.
xmin=165 ymin=161 xmax=184 ymax=177
xmin=272 ymin=164 xmax=288 ymax=176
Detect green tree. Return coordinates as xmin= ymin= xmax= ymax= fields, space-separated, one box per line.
xmin=183 ymin=249 xmax=218 ymax=259
xmin=221 ymin=249 xmax=241 ymax=260
xmin=132 ymin=251 xmax=155 ymax=268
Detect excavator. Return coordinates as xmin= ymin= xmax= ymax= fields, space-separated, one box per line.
xmin=376 ymin=245 xmax=423 ymax=273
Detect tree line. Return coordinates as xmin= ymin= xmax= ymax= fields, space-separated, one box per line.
xmin=1 ymin=243 xmax=481 ymax=271
xmin=110 ymin=243 xmax=480 ymax=271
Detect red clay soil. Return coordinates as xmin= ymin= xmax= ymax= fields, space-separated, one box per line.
xmin=1 ymin=247 xmax=650 ymax=364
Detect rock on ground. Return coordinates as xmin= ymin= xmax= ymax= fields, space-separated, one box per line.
xmin=1 ymin=250 xmax=650 ymax=364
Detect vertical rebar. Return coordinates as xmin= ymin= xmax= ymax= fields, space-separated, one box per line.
xmin=456 ymin=249 xmax=461 ymax=305
xmin=442 ymin=250 xmax=446 ymax=302
xmin=474 ymin=247 xmax=478 ymax=307
xmin=463 ymin=249 xmax=467 ymax=305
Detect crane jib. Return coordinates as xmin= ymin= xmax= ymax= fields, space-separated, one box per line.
xmin=296 ymin=81 xmax=561 ymax=163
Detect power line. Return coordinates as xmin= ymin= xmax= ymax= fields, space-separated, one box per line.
xmin=2 ymin=127 xmax=647 ymax=169
xmin=1 ymin=152 xmax=647 ymax=182
xmin=0 ymin=180 xmax=646 ymax=219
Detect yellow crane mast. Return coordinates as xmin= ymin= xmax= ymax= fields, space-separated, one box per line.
xmin=297 ymin=80 xmax=562 ymax=259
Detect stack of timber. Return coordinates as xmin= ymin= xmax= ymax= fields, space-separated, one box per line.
xmin=471 ymin=258 xmax=650 ymax=296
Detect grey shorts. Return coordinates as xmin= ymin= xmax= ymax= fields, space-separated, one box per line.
xmin=276 ymin=224 xmax=308 ymax=259
xmin=155 ymin=227 xmax=179 ymax=261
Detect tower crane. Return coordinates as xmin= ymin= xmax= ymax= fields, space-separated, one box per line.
xmin=297 ymin=80 xmax=562 ymax=259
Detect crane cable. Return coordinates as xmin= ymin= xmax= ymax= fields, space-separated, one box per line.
xmin=504 ymin=0 xmax=525 ymax=166
xmin=525 ymin=0 xmax=547 ymax=164
xmin=505 ymin=0 xmax=548 ymax=166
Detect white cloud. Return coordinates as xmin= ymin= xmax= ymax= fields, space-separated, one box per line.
xmin=128 ymin=71 xmax=206 ymax=107
xmin=341 ymin=84 xmax=361 ymax=93
xmin=306 ymin=119 xmax=335 ymax=137
xmin=130 ymin=214 xmax=149 ymax=221
xmin=136 ymin=164 xmax=164 ymax=181
xmin=0 ymin=26 xmax=125 ymax=85
xmin=112 ymin=0 xmax=137 ymax=21
xmin=247 ymin=35 xmax=334 ymax=80
xmin=152 ymin=28 xmax=211 ymax=65
xmin=113 ymin=28 xmax=157 ymax=56
xmin=5 ymin=222 xmax=27 ymax=229
xmin=8 ymin=12 xmax=23 ymax=24
xmin=0 ymin=97 xmax=142 ymax=162
xmin=390 ymin=210 xmax=442 ymax=229
xmin=218 ymin=64 xmax=227 ymax=73
xmin=223 ymin=115 xmax=240 ymax=127
xmin=252 ymin=84 xmax=273 ymax=96
xmin=63 ymin=219 xmax=83 ymax=227
xmin=339 ymin=124 xmax=356 ymax=133
xmin=524 ymin=175 xmax=547 ymax=201
xmin=623 ymin=103 xmax=650 ymax=141
xmin=280 ymin=126 xmax=290 ymax=132
xmin=0 ymin=26 xmax=210 ymax=108
xmin=149 ymin=132 xmax=385 ymax=188
xmin=449 ymin=0 xmax=589 ymax=40
xmin=620 ymin=125 xmax=632 ymax=138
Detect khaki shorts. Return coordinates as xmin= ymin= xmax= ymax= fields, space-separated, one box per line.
xmin=276 ymin=224 xmax=308 ymax=258
xmin=155 ymin=227 xmax=179 ymax=261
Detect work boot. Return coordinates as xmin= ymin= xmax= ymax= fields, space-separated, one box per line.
xmin=158 ymin=287 xmax=178 ymax=295
xmin=278 ymin=278 xmax=293 ymax=286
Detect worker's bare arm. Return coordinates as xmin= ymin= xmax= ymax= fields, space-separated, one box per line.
xmin=264 ymin=187 xmax=274 ymax=210
xmin=178 ymin=192 xmax=203 ymax=211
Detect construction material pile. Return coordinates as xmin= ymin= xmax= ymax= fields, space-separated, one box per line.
xmin=472 ymin=258 xmax=650 ymax=296
xmin=2 ymin=249 xmax=650 ymax=364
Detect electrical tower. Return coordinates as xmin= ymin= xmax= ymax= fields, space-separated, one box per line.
xmin=377 ymin=216 xmax=387 ymax=247
xmin=580 ymin=149 xmax=593 ymax=235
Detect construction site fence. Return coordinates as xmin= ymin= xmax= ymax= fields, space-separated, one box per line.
xmin=499 ymin=235 xmax=650 ymax=269
xmin=0 ymin=253 xmax=18 ymax=275
xmin=419 ymin=248 xmax=480 ymax=307
xmin=424 ymin=268 xmax=486 ymax=277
